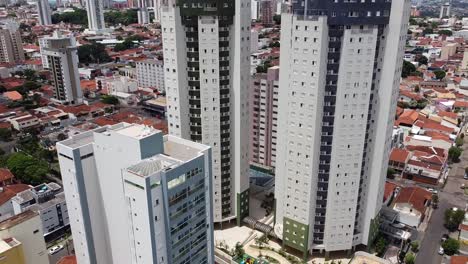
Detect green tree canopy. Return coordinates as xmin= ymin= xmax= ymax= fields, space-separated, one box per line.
xmin=444 ymin=208 xmax=465 ymax=231
xmin=0 ymin=128 xmax=12 ymax=141
xmin=78 ymin=43 xmax=112 ymax=64
xmin=448 ymin=146 xmax=462 ymax=163
xmin=404 ymin=252 xmax=415 ymax=264
xmin=434 ymin=70 xmax=446 ymax=80
xmin=273 ymin=14 xmax=281 ymax=25
xmin=101 ymin=95 xmax=119 ymax=105
xmin=438 ymin=30 xmax=453 ymax=36
xmin=51 ymin=8 xmax=88 ymax=26
xmin=417 ymin=55 xmax=428 ymax=65
xmin=402 ymin=60 xmax=417 ymax=78
xmin=6 ymin=152 xmax=48 ymax=185
xmin=442 ymin=238 xmax=460 ymax=255
xmin=105 ymin=9 xmax=138 ymax=26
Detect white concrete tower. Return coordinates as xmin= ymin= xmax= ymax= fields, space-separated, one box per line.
xmin=161 ymin=0 xmax=251 ymax=225
xmin=274 ymin=0 xmax=411 ymax=257
xmin=84 ymin=0 xmax=106 ymax=33
xmin=36 ymin=0 xmax=52 ymax=25
xmin=39 ymin=32 xmax=83 ymax=105
xmin=57 ymin=123 xmax=214 ymax=264
xmin=137 ymin=0 xmax=150 ymax=24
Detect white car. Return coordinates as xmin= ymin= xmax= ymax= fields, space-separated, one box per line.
xmin=48 ymin=245 xmax=64 ymax=255
xmin=438 ymin=246 xmax=444 ymax=255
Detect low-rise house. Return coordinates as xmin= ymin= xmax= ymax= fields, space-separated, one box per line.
xmin=389 ymin=148 xmax=410 ymax=172
xmin=11 ymin=183 xmax=69 ymax=241
xmin=2 ymin=91 xmax=22 ymax=101
xmin=0 ymin=184 xmax=30 ymax=222
xmin=7 ymin=114 xmax=39 ymax=131
xmin=0 ymin=169 xmax=14 ymax=186
xmin=392 ymin=187 xmax=432 ymax=228
xmin=404 ymin=150 xmax=446 ymax=185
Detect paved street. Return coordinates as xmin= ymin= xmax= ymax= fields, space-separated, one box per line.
xmin=48 ymin=239 xmax=74 ymax=264
xmin=416 ymin=135 xmax=468 ymax=264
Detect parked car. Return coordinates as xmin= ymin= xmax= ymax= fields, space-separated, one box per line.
xmin=464 ymin=172 xmax=468 ymax=180
xmin=438 ymin=246 xmax=444 ymax=255
xmin=441 ymin=234 xmax=449 ymax=242
xmin=48 ymin=245 xmax=64 ymax=255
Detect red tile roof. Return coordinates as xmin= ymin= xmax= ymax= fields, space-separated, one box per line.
xmin=389 ymin=148 xmax=410 ymax=163
xmin=0 ymin=184 xmax=30 ymax=206
xmin=3 ymin=91 xmax=22 ymax=101
xmin=57 ymin=256 xmax=77 ymax=264
xmin=395 ymin=110 xmax=419 ymax=126
xmin=394 ymin=187 xmax=432 ymax=213
xmin=0 ymin=169 xmax=13 ymax=182
xmin=451 ymin=256 xmax=468 ymax=264
xmin=384 ymin=182 xmax=398 ymax=202
xmin=454 ymin=101 xmax=468 ymax=108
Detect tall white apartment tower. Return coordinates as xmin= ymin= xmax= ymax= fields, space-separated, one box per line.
xmin=153 ymin=0 xmax=161 ymax=23
xmin=84 ymin=0 xmax=106 ymax=33
xmin=274 ymin=0 xmax=411 ymax=257
xmin=137 ymin=0 xmax=150 ymax=24
xmin=57 ymin=123 xmax=214 ymax=264
xmin=36 ymin=0 xmax=52 ymax=25
xmin=39 ymin=32 xmax=83 ymax=105
xmin=440 ymin=2 xmax=451 ymax=19
xmin=161 ymin=0 xmax=251 ymax=225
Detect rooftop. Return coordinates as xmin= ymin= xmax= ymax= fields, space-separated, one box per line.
xmin=0 ymin=210 xmax=38 ymax=230
xmin=127 ymin=155 xmax=177 ymax=177
xmin=163 ymin=136 xmax=206 ymax=162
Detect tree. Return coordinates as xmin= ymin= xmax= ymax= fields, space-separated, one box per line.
xmin=410 ymin=241 xmax=419 ymax=252
xmin=6 ymin=152 xmax=48 ymax=185
xmin=0 ymin=128 xmax=11 ymax=141
xmin=431 ymin=194 xmax=439 ymax=208
xmin=442 ymin=238 xmax=460 ymax=255
xmin=233 ymin=242 xmax=244 ymax=259
xmin=402 ymin=60 xmax=416 ymax=78
xmin=57 ymin=133 xmax=67 ymax=141
xmin=100 ymin=95 xmax=119 ymax=105
xmin=23 ymin=69 xmax=37 ymax=81
xmin=423 ymin=28 xmax=434 ymax=35
xmin=23 ymin=81 xmax=41 ymax=91
xmin=456 ymin=136 xmax=464 ymax=147
xmin=387 ymin=168 xmax=396 ymax=178
xmin=269 ymin=41 xmax=280 ymax=48
xmin=414 ymin=85 xmax=420 ymax=92
xmin=374 ymin=236 xmax=387 ymax=257
xmin=444 ymin=208 xmax=465 ymax=232
xmin=104 ymin=9 xmax=138 ymax=26
xmin=448 ymin=146 xmax=462 ymax=163
xmin=434 ymin=70 xmax=446 ymax=80
xmin=78 ymin=43 xmax=112 ymax=64
xmin=404 ymin=253 xmax=415 ymax=264
xmin=116 ymin=35 xmax=123 ymax=41
xmin=51 ymin=8 xmax=88 ymax=26
xmin=438 ymin=30 xmax=453 ymax=36
xmin=273 ymin=14 xmax=281 ymax=25
xmin=417 ymin=55 xmax=428 ymax=65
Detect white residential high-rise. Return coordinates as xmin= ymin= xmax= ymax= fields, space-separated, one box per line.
xmin=136 ymin=59 xmax=165 ymax=92
xmin=57 ymin=123 xmax=214 ymax=264
xmin=274 ymin=0 xmax=411 ymax=257
xmin=39 ymin=32 xmax=83 ymax=105
xmin=137 ymin=0 xmax=150 ymax=24
xmin=153 ymin=0 xmax=161 ymax=23
xmin=440 ymin=2 xmax=451 ymax=19
xmin=84 ymin=0 xmax=106 ymax=33
xmin=161 ymin=0 xmax=251 ymax=225
xmin=36 ymin=0 xmax=52 ymax=25
xmin=0 ymin=20 xmax=25 ymax=63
